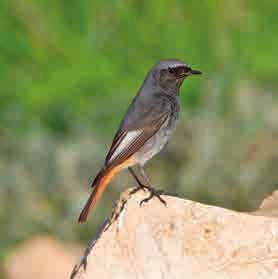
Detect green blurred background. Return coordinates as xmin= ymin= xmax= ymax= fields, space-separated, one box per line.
xmin=1 ymin=0 xmax=278 ymax=276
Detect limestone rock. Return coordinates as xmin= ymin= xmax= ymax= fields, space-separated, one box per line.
xmin=253 ymin=190 xmax=278 ymax=217
xmin=72 ymin=189 xmax=278 ymax=279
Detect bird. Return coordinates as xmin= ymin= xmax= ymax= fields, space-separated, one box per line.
xmin=78 ymin=59 xmax=201 ymax=222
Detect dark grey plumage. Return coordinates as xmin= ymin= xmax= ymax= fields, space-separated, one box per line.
xmin=78 ymin=59 xmax=201 ymax=222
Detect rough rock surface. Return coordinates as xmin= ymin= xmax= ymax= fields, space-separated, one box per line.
xmin=71 ymin=189 xmax=278 ymax=279
xmin=254 ymin=190 xmax=278 ymax=218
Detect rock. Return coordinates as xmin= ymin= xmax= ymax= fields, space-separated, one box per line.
xmin=71 ymin=188 xmax=278 ymax=279
xmin=253 ymin=190 xmax=278 ymax=217
xmin=4 ymin=235 xmax=82 ymax=279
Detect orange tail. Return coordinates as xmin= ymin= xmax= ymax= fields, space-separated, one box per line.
xmin=78 ymin=157 xmax=135 ymax=223
xmin=78 ymin=167 xmax=117 ymax=222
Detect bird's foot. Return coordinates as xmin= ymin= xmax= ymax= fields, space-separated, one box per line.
xmin=139 ymin=187 xmax=167 ymax=206
xmin=130 ymin=184 xmax=148 ymax=194
xmin=130 ymin=184 xmax=166 ymax=206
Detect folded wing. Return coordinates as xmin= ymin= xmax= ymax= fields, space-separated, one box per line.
xmin=104 ymin=111 xmax=169 ymax=169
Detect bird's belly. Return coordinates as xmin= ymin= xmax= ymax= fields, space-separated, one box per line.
xmin=134 ymin=116 xmax=178 ymax=165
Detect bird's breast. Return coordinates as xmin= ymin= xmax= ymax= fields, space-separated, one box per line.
xmin=134 ymin=110 xmax=179 ymax=166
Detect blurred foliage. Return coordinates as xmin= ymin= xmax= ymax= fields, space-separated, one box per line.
xmin=1 ymin=0 xmax=278 ymax=274
xmin=1 ymin=0 xmax=278 ymax=134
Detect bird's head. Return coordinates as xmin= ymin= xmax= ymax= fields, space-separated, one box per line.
xmin=151 ymin=59 xmax=202 ymax=90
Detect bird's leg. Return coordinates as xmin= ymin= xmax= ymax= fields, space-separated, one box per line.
xmin=138 ymin=166 xmax=166 ymax=206
xmin=128 ymin=167 xmax=148 ymax=192
xmin=128 ymin=166 xmax=166 ymax=206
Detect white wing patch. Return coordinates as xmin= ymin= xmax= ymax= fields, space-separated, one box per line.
xmin=109 ymin=130 xmax=142 ymax=162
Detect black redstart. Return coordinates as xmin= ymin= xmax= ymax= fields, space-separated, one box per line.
xmin=78 ymin=59 xmax=201 ymax=222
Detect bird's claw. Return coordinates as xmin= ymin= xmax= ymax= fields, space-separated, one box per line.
xmin=139 ymin=188 xmax=167 ymax=206
xmin=130 ymin=185 xmax=146 ymax=194
xmin=130 ymin=184 xmax=167 ymax=206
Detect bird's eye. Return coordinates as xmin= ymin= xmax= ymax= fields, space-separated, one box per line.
xmin=177 ymin=67 xmax=186 ymax=75
xmin=168 ymin=66 xmax=190 ymax=76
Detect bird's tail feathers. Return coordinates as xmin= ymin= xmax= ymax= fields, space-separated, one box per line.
xmin=78 ymin=167 xmax=114 ymax=222
xmin=91 ymin=167 xmax=105 ymax=188
xmin=78 ymin=157 xmax=136 ymax=223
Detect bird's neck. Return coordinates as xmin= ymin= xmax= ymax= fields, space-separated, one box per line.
xmin=152 ymin=78 xmax=183 ymax=96
xmin=157 ymin=83 xmax=181 ymax=96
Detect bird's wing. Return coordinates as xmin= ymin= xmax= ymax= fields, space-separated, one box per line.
xmin=104 ymin=104 xmax=170 ymax=169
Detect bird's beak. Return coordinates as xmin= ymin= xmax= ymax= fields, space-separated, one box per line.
xmin=189 ymin=69 xmax=202 ymax=75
